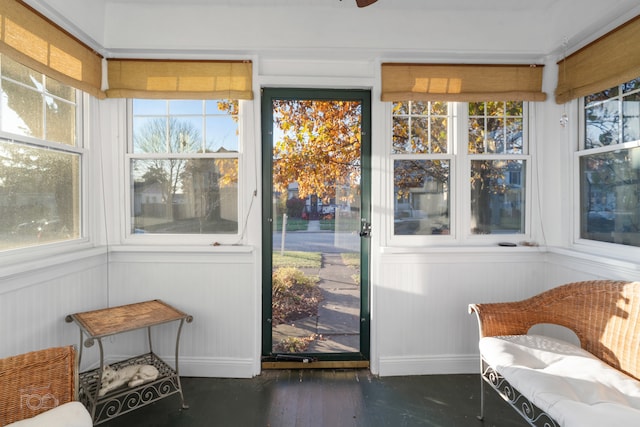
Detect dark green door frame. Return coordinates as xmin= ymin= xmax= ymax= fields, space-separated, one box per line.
xmin=260 ymin=87 xmax=372 ymax=362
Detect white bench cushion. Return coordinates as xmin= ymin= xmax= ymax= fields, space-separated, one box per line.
xmin=6 ymin=402 xmax=92 ymax=427
xmin=480 ymin=334 xmax=640 ymax=427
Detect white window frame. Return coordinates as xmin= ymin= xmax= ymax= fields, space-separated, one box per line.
xmin=387 ymin=102 xmax=533 ymax=247
xmin=573 ymin=84 xmax=640 ymax=260
xmin=0 ymin=59 xmax=88 ymax=260
xmin=122 ymin=99 xmax=247 ymax=246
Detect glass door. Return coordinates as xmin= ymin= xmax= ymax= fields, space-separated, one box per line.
xmin=261 ymin=88 xmax=371 ymax=362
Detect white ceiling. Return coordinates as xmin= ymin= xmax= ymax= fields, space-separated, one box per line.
xmin=26 ymin=0 xmax=640 ymax=62
xmin=100 ymin=0 xmax=554 ymax=10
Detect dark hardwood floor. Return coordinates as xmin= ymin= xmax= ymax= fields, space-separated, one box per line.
xmin=99 ymin=370 xmax=529 ymax=427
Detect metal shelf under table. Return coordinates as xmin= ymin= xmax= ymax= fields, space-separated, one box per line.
xmin=66 ymin=299 xmax=193 ymax=425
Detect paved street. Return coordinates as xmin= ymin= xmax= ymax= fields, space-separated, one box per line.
xmin=272 ymin=220 xmax=360 ymax=253
xmin=272 ymin=231 xmax=359 ymax=253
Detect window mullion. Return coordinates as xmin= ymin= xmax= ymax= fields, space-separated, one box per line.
xmin=502 ymin=108 xmax=507 ymax=155
xmin=618 ymin=86 xmax=624 ymax=144
xmin=427 ymin=101 xmax=432 ymax=154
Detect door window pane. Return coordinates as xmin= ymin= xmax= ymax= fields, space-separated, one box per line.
xmin=266 ymin=92 xmax=366 ymax=356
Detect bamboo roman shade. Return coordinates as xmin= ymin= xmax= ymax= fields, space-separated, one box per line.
xmin=381 ymin=63 xmax=546 ymax=102
xmin=0 ymin=0 xmax=104 ymax=98
xmin=555 ymin=15 xmax=640 ymax=104
xmin=106 ymin=59 xmax=253 ymax=100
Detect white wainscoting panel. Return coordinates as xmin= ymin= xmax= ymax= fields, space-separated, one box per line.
xmin=545 ymin=248 xmax=640 ymax=287
xmin=0 ymin=250 xmax=108 ymax=367
xmin=375 ymin=250 xmax=546 ymax=376
xmin=105 ymin=249 xmax=259 ymax=378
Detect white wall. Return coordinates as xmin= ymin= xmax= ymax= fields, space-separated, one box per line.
xmin=375 ymin=249 xmax=547 ymax=376
xmin=106 ymin=248 xmax=259 ymax=377
xmin=0 ymin=250 xmax=108 ymax=368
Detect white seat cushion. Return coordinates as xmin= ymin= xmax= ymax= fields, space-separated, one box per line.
xmin=6 ymin=402 xmax=92 ymax=427
xmin=480 ymin=334 xmax=640 ymax=427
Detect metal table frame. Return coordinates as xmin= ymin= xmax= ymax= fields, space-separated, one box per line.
xmin=66 ymin=300 xmax=193 ymax=424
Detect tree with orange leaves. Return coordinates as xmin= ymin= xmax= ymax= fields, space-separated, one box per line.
xmin=271 ymin=99 xmax=362 ymax=205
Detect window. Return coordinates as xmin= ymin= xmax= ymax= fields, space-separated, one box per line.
xmin=392 ymin=101 xmax=451 ymax=235
xmin=0 ymin=55 xmax=81 ymax=251
xmin=468 ymin=101 xmax=526 ymax=235
xmin=579 ymin=77 xmax=640 ymax=247
xmin=391 ymin=100 xmax=529 ymax=241
xmin=128 ymin=99 xmax=240 ymax=236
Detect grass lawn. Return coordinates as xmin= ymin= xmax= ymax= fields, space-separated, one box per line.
xmin=320 ymin=217 xmax=361 ymax=231
xmin=273 ymin=251 xmax=322 ymax=269
xmin=341 ymin=252 xmax=360 ymax=268
xmin=319 ymin=219 xmax=334 ymax=231
xmin=275 ymin=217 xmax=308 ymax=231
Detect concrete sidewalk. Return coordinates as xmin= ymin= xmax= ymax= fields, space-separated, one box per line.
xmin=271 ymin=252 xmax=360 ymax=354
xmin=306 ymin=220 xmax=321 ymax=232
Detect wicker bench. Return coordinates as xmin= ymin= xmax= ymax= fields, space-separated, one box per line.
xmin=469 ymin=280 xmax=640 ymax=427
xmin=0 ymin=346 xmax=91 ymax=427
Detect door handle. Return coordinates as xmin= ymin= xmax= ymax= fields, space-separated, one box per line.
xmin=359 ymin=221 xmax=371 ymax=238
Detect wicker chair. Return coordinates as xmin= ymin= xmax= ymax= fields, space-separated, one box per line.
xmin=470 ymin=280 xmax=640 ymax=380
xmin=469 ymin=280 xmax=640 ymax=426
xmin=0 ymin=346 xmax=91 ymax=427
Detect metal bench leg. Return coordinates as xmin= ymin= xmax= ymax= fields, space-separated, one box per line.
xmin=477 ymin=361 xmax=485 ymax=421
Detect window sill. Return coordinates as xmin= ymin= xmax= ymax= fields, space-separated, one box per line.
xmin=109 ymin=244 xmax=255 ymax=254
xmin=549 ymin=245 xmax=640 ymax=270
xmin=108 ymin=244 xmax=256 ymax=264
xmin=380 ymin=244 xmax=546 ymax=255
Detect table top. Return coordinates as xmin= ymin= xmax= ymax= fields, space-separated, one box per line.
xmin=67 ymin=299 xmax=192 ymax=339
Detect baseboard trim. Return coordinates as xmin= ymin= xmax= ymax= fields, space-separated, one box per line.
xmin=378 ymin=354 xmax=478 ymax=377
xmin=95 ymin=354 xmax=477 ymax=378
xmin=180 ymin=356 xmax=256 ymax=378
xmin=261 ymin=360 xmax=370 ymax=370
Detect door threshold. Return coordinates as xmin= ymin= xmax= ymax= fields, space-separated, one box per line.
xmin=262 ymin=360 xmax=370 ymax=370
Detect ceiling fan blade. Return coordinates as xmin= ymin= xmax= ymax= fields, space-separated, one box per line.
xmin=355 ymin=0 xmax=378 ymax=7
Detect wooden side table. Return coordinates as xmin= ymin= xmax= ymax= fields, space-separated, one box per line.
xmin=66 ymin=300 xmax=193 ymax=425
